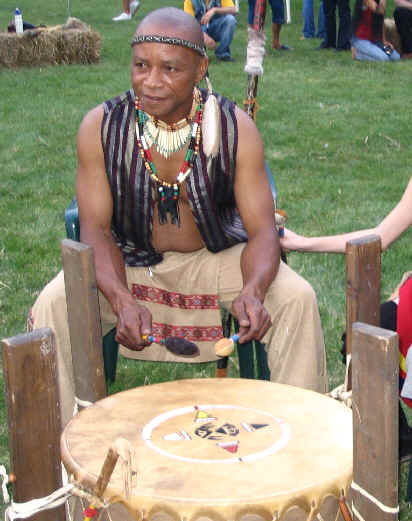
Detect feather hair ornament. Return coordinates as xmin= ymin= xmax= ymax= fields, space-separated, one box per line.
xmin=201 ymin=74 xmax=221 ymax=158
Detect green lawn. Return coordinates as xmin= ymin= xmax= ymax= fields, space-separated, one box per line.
xmin=1 ymin=0 xmax=412 ymax=517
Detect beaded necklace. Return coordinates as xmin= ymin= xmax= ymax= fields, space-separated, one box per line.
xmin=135 ymin=96 xmax=203 ymax=226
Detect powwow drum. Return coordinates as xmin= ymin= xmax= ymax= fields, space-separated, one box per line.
xmin=61 ymin=378 xmax=352 ymax=521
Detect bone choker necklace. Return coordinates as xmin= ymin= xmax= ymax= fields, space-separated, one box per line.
xmin=140 ymin=89 xmax=201 ymax=159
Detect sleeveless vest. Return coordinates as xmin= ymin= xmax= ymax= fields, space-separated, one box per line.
xmin=101 ymin=88 xmax=247 ymax=267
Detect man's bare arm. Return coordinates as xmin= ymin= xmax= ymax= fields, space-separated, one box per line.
xmin=232 ymin=107 xmax=280 ymax=342
xmin=76 ymin=106 xmax=151 ymax=349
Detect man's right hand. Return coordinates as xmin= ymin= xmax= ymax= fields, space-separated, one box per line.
xmin=114 ymin=295 xmax=152 ymax=351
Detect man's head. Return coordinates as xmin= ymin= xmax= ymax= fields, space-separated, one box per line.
xmin=130 ymin=8 xmax=208 ymax=123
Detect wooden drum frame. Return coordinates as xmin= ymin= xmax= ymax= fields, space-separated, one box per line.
xmin=61 ymin=378 xmax=352 ymax=521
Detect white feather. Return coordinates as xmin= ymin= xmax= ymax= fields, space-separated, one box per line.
xmin=202 ymin=93 xmax=220 ymax=158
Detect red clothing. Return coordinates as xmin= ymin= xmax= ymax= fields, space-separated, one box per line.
xmin=398 ymin=276 xmax=412 ymax=408
xmin=355 ymin=6 xmax=375 ymax=41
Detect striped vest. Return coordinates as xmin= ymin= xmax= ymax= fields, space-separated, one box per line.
xmin=101 ymin=88 xmax=247 ymax=267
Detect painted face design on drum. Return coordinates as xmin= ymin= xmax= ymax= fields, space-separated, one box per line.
xmin=163 ymin=408 xmax=268 ymax=454
xmin=194 ymin=422 xmax=240 ymax=440
xmin=142 ymin=404 xmax=290 ymax=464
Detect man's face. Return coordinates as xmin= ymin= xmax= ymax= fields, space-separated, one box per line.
xmin=131 ymin=40 xmax=207 ymax=123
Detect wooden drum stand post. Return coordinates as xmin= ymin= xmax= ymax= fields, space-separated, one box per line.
xmin=1 ymin=328 xmax=64 ymax=521
xmin=345 ymin=235 xmax=381 ymax=364
xmin=352 ymin=322 xmax=399 ymax=521
xmin=61 ymin=239 xmax=107 ymax=407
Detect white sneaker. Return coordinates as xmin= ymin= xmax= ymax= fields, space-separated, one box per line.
xmin=130 ymin=0 xmax=140 ymax=16
xmin=112 ymin=11 xmax=132 ymax=21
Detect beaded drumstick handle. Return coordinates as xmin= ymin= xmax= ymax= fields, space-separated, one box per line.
xmin=214 ymin=334 xmax=240 ymax=357
xmin=83 ymin=445 xmax=119 ymax=521
xmin=142 ymin=334 xmax=165 ymax=345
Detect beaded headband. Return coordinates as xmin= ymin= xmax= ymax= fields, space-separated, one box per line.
xmin=131 ymin=34 xmax=207 ymax=57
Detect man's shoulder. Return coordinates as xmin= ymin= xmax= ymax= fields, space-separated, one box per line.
xmin=200 ymin=87 xmax=237 ymax=111
xmin=103 ymin=89 xmax=135 ymax=114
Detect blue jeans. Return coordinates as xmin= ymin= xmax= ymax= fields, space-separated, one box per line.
xmin=352 ymin=38 xmax=401 ymax=61
xmin=302 ymin=0 xmax=326 ymax=38
xmin=205 ymin=14 xmax=237 ymax=59
xmin=248 ymin=0 xmax=285 ymax=25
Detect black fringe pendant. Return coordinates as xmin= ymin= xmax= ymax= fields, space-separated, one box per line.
xmin=157 ymin=184 xmax=180 ymax=226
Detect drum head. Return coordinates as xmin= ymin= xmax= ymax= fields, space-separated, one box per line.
xmin=61 ymin=379 xmax=352 ymax=520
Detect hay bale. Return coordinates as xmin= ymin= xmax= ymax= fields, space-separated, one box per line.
xmin=0 ymin=17 xmax=101 ymax=68
xmin=384 ymin=18 xmax=402 ymax=54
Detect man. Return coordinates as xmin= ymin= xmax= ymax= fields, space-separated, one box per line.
xmin=184 ymin=0 xmax=238 ymax=61
xmin=394 ymin=0 xmax=412 ymax=58
xmin=29 ymin=7 xmax=327 ymax=426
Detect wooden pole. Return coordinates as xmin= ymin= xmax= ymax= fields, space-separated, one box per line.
xmin=352 ymin=322 xmax=399 ymax=521
xmin=2 ymin=328 xmax=64 ymax=521
xmin=244 ymin=0 xmax=266 ymax=121
xmin=61 ymin=239 xmax=106 ymax=406
xmin=346 ymin=234 xmax=381 ymax=359
xmin=244 ymin=75 xmax=260 ymax=120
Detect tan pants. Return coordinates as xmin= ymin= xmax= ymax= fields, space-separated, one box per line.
xmin=30 ymin=244 xmax=328 ymax=427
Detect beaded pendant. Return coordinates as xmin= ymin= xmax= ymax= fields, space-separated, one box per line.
xmin=157 ymin=185 xmax=180 ymax=225
xmin=135 ymin=95 xmax=203 ymax=226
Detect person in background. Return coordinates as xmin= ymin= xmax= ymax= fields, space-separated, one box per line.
xmin=302 ymin=0 xmax=326 ymax=40
xmin=113 ymin=0 xmax=140 ymax=21
xmin=351 ymin=0 xmax=400 ymax=61
xmin=394 ymin=0 xmax=412 ymax=58
xmin=248 ymin=0 xmax=292 ymax=50
xmin=318 ymin=0 xmax=351 ymax=49
xmin=184 ymin=0 xmax=238 ymax=61
xmin=280 ymin=177 xmax=412 ymax=461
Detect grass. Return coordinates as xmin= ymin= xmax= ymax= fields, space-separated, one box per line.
xmin=1 ymin=0 xmax=412 ymax=517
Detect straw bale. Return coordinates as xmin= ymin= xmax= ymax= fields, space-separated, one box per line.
xmin=0 ymin=17 xmax=101 ymax=68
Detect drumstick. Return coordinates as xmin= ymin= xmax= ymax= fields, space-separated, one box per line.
xmin=83 ymin=446 xmax=119 ymax=521
xmin=214 ymin=334 xmax=239 ymax=357
xmin=142 ymin=334 xmax=200 ymax=357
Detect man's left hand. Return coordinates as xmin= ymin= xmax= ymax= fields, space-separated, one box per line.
xmin=231 ymin=293 xmax=272 ymax=343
